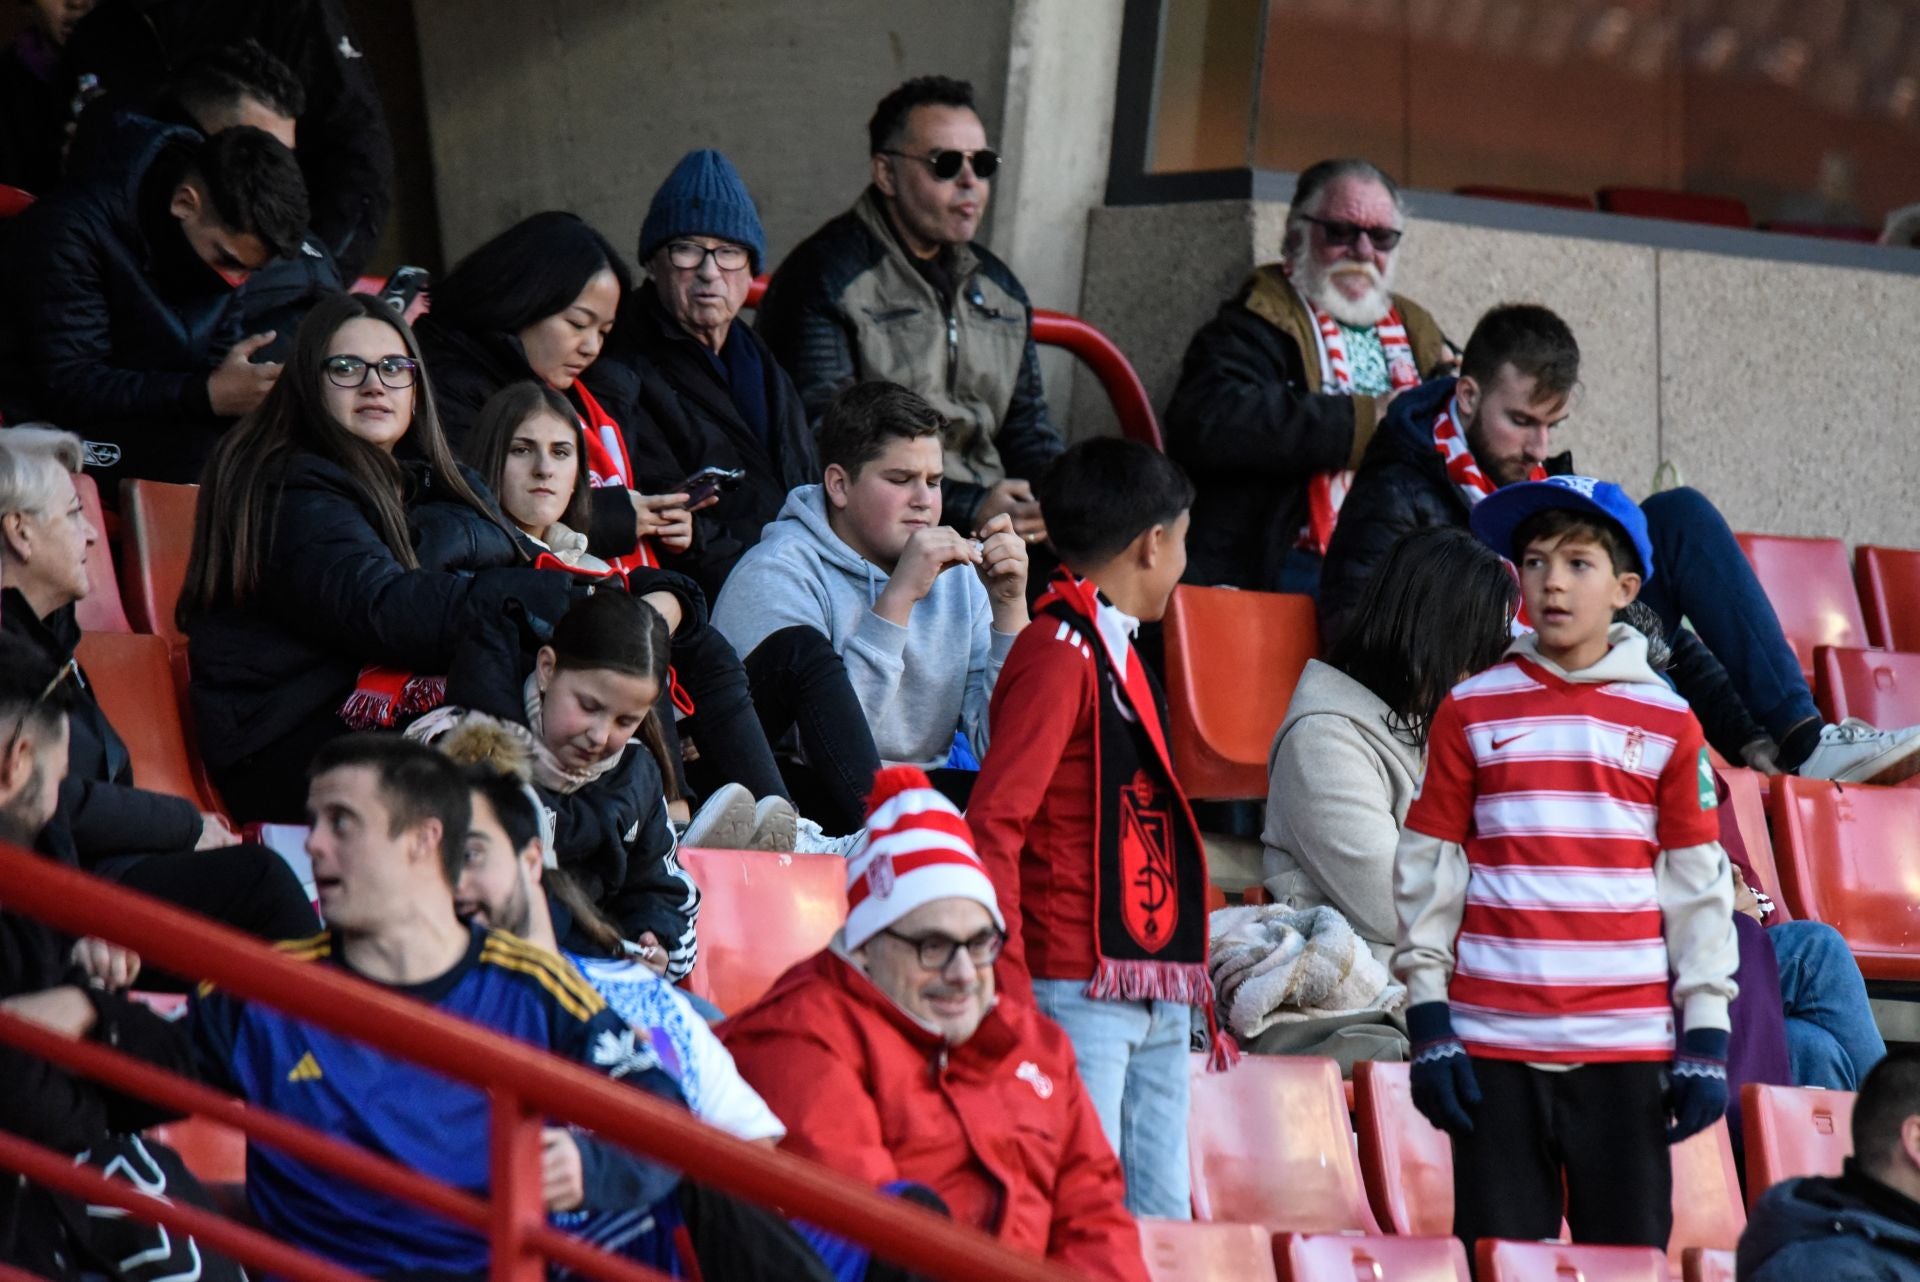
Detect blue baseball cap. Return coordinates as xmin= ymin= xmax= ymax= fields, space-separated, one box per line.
xmin=1468 ymin=475 xmax=1655 ymax=585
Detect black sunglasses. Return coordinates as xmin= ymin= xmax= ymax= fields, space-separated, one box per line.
xmin=1299 ymin=213 xmax=1403 ymax=252
xmin=882 ymin=147 xmax=1001 ymax=182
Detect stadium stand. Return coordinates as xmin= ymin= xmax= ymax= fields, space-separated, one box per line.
xmin=1740 ymin=1082 xmax=1857 ymax=1206
xmin=1597 ymin=187 xmax=1752 ymax=228
xmin=119 ymin=479 xmax=200 ymax=643
xmin=72 ymin=471 xmax=131 ymax=634
xmin=1476 ymin=1239 xmax=1672 ymax=1281
xmin=1137 ymin=1221 xmax=1277 ymax=1282
xmin=1455 ymin=185 xmax=1595 ymax=210
xmin=1354 ymin=1060 xmax=1455 ymax=1238
xmin=1734 ymin=533 xmax=1870 ymax=684
xmin=1681 ymin=1247 xmax=1737 ymax=1282
xmin=1163 ymin=585 xmax=1319 ymax=800
xmin=1857 ymin=545 xmax=1920 ymax=651
xmin=1715 ymin=767 xmax=1792 ymax=921
xmin=676 ymin=846 xmax=846 ymax=1013
xmin=1768 ymin=776 xmax=1920 ymax=980
xmin=1816 ymin=646 xmax=1920 ymax=728
xmin=1275 ymin=1233 xmax=1471 ymax=1282
xmin=74 ymin=630 xmax=226 ymax=816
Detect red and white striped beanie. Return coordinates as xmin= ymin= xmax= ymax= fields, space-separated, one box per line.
xmin=844 ymin=766 xmax=1004 ymax=951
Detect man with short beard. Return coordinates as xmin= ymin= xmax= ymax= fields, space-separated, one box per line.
xmin=1165 ymin=157 xmax=1455 ymax=592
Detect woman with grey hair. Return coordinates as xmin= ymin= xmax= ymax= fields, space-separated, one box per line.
xmin=0 ymin=426 xmax=317 ymax=961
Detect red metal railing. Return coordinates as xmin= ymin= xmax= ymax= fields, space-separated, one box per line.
xmin=0 ymin=842 xmax=1083 ymax=1282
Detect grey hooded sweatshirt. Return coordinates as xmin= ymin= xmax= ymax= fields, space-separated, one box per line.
xmin=711 ymin=484 xmax=1014 ymax=770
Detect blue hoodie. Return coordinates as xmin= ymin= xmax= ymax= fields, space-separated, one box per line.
xmin=1739 ymin=1163 xmax=1920 ymax=1281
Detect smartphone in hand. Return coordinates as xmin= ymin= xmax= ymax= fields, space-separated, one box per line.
xmin=680 ymin=466 xmax=746 ymax=507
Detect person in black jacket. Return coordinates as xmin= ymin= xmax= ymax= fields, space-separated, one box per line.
xmin=61 ymin=0 xmax=393 ymax=281
xmin=0 ymin=123 xmax=308 ymax=485
xmin=0 ymin=427 xmax=316 ymax=947
xmin=176 ymin=294 xmax=695 ymax=824
xmin=589 ymin=148 xmax=819 ymax=605
xmin=1322 ymin=302 xmax=1920 ymax=786
xmin=0 ymin=0 xmax=87 ymax=195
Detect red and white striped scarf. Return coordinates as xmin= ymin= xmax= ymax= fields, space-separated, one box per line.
xmin=571 ymin=380 xmax=658 ymax=573
xmin=1430 ymin=396 xmax=1545 ymax=510
xmin=1302 ymin=298 xmax=1421 ymax=554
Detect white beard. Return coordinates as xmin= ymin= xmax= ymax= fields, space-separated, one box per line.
xmin=1293 ymin=255 xmax=1396 ymax=328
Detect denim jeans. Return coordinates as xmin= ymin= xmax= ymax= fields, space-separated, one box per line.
xmin=1637 ymin=487 xmax=1821 ymax=742
xmin=1031 ymin=979 xmax=1192 ymax=1220
xmin=1770 ymin=919 xmax=1887 ymax=1089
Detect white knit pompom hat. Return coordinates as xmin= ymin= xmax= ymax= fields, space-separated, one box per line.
xmin=843 ymin=766 xmax=1004 ymax=951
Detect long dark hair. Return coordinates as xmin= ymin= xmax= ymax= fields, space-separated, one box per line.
xmin=431 ymin=211 xmax=633 ymax=337
xmin=1327 ymin=526 xmax=1518 ymax=749
xmin=467 ymin=381 xmax=592 ymax=533
xmin=178 ymin=292 xmax=514 ymax=624
xmin=544 ymin=591 xmax=679 ymax=802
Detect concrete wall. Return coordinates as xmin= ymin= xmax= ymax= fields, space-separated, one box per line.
xmin=1078 ymin=202 xmax=1920 ymax=548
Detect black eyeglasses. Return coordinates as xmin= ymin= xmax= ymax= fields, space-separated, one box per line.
xmin=880 ymin=927 xmax=1005 ymax=971
xmin=1299 ymin=213 xmax=1403 ymax=252
xmin=666 ymin=240 xmax=751 ymax=272
xmin=2 ymin=657 xmax=77 ymax=760
xmin=882 ymin=148 xmax=1001 ymax=182
xmin=324 ymin=354 xmax=419 ymax=389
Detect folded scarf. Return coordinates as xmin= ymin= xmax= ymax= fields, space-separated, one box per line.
xmin=1208 ymin=903 xmax=1406 ymax=1040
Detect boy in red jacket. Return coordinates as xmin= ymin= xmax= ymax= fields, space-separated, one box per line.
xmin=969 ymin=438 xmax=1218 ymax=1221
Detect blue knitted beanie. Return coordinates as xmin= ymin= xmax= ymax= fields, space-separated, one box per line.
xmin=638 ymin=148 xmax=766 ymax=274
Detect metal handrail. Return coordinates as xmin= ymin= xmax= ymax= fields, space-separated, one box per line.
xmin=0 ymin=843 xmax=1083 ymax=1282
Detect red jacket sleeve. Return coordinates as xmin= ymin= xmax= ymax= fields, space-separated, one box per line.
xmin=966 ymin=627 xmax=1092 ymax=993
xmin=728 ymin=1030 xmax=899 ymax=1189
xmin=1046 ymin=1066 xmax=1150 ymax=1282
xmin=1403 ymin=693 xmax=1476 ymax=843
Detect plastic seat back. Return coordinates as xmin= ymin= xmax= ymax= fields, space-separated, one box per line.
xmin=1455 ymin=185 xmax=1595 ymax=210
xmin=1668 ymin=1120 xmax=1746 ymax=1266
xmin=120 ymin=479 xmax=200 ymax=643
xmin=677 ymin=848 xmax=847 ymax=1014
xmin=74 ymin=631 xmax=215 ymax=812
xmin=1741 ymin=1083 xmax=1855 ymax=1205
xmin=72 ymin=473 xmax=131 ymax=634
xmin=1597 ymin=186 xmax=1752 ymax=228
xmin=1767 ymin=776 xmax=1920 ymax=980
xmin=147 ymin=1116 xmax=246 ymax=1185
xmin=1734 ymin=534 xmax=1867 ymax=683
xmin=1138 ymin=1220 xmax=1277 ymax=1282
xmin=1277 ymin=1233 xmax=1470 ymax=1282
xmin=1187 ymin=1054 xmax=1378 ymax=1233
xmin=1715 ymin=768 xmax=1790 ymax=923
xmin=1856 ymin=545 xmax=1920 ymax=651
xmin=1478 ymin=1239 xmax=1672 ymax=1281
xmin=1354 ymin=1060 xmax=1454 ymax=1236
xmin=1816 ymin=646 xmax=1920 ymax=729
xmin=1680 ymin=1248 xmax=1736 ymax=1282
xmin=1164 ymin=585 xmax=1318 ymax=800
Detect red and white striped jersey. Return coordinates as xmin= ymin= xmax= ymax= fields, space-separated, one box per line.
xmin=1404 ymin=653 xmax=1721 ymax=1062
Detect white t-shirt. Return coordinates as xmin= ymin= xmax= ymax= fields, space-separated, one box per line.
xmin=569 ymin=953 xmax=785 ymax=1143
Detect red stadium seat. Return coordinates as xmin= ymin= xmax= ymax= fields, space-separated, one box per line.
xmin=1354 ymin=1060 xmax=1454 ymax=1237
xmin=1767 ymin=776 xmax=1920 ymax=979
xmin=120 ymin=479 xmax=200 ymax=643
xmin=73 ymin=473 xmax=133 ymax=634
xmin=677 ymin=847 xmax=846 ymax=1013
xmin=1681 ymin=1248 xmax=1736 ymax=1282
xmin=1597 ymin=186 xmax=1752 ymax=228
xmin=1816 ymin=647 xmax=1920 ymax=729
xmin=1187 ymin=1053 xmax=1379 ymax=1233
xmin=1276 ymin=1233 xmax=1469 ymax=1281
xmin=1668 ymin=1121 xmax=1746 ymax=1267
xmin=1741 ymin=1082 xmax=1855 ymax=1205
xmin=1715 ymin=768 xmax=1790 ymax=922
xmin=1856 ymin=545 xmax=1920 ymax=652
xmin=1762 ymin=221 xmax=1879 ymax=242
xmin=1734 ymin=533 xmax=1868 ymax=684
xmin=1456 ymin=185 xmax=1596 ymax=210
xmin=1138 ymin=1220 xmax=1278 ymax=1282
xmin=74 ymin=631 xmax=222 ymax=815
xmin=0 ymin=184 xmax=34 ymax=218
xmin=1164 ymin=585 xmax=1318 ymax=800
xmin=1477 ymin=1239 xmax=1672 ymax=1281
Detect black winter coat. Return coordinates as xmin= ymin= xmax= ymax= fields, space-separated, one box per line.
xmin=0 ymin=118 xmax=241 ymax=481
xmin=1318 ymin=377 xmax=1767 ymax=759
xmin=588 ymin=283 xmax=819 ymax=603
xmin=183 ymin=452 xmax=584 ymax=779
xmin=62 ymin=0 xmax=393 ymax=281
xmin=416 ymin=316 xmax=644 ymax=563
xmin=441 ymin=611 xmax=702 ymax=980
xmin=1 ymin=590 xmax=203 ymax=864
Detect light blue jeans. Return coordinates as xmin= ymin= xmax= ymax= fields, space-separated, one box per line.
xmin=1030 ymin=979 xmax=1192 ymax=1220
xmin=1771 ymin=920 xmax=1887 ymax=1090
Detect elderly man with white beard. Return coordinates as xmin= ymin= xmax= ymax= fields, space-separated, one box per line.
xmin=1165 ymin=157 xmax=1456 ymax=593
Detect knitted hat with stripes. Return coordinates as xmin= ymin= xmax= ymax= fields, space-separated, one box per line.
xmin=844 ymin=766 xmax=1004 ymax=952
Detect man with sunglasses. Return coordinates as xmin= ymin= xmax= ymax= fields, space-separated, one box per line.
xmin=758 ymin=75 xmax=1063 ymax=546
xmin=1166 ymin=156 xmax=1454 ymax=594
xmin=723 ymin=766 xmax=1149 ymax=1282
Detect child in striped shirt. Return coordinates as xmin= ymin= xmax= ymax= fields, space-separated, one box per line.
xmin=1392 ymin=474 xmax=1739 ymax=1253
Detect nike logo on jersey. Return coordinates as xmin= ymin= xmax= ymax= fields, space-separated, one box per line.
xmin=287 ymin=1051 xmax=324 ymax=1082
xmin=1489 ymin=732 xmax=1532 ymax=750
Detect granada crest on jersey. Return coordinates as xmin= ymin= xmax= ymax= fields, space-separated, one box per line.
xmin=1119 ymin=769 xmax=1176 ymax=953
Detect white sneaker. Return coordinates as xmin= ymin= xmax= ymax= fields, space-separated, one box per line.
xmin=749 ymin=795 xmax=798 ymax=852
xmin=1796 ymin=719 xmax=1920 ymax=785
xmin=792 ymin=816 xmax=865 ymax=859
xmin=682 ymin=783 xmax=758 ymax=849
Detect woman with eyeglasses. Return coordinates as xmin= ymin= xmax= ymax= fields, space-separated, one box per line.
xmin=177 ymin=293 xmax=699 ymax=824
xmin=0 ymin=427 xmax=317 ymax=949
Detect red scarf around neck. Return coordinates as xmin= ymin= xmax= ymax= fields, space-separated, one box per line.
xmin=1302 ymin=296 xmax=1421 ymax=554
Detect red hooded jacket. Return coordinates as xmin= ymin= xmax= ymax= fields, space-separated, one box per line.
xmin=720 ymin=948 xmax=1147 ymax=1282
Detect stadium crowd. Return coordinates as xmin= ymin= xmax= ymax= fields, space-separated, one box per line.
xmin=2 ymin=2 xmax=1918 ymax=1279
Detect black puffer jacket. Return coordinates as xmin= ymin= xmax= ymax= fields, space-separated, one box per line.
xmin=1318 ymin=376 xmax=1766 ymax=759
xmin=183 ymin=451 xmax=584 ymax=780
xmin=416 ymin=316 xmax=644 ymax=563
xmin=589 ymin=283 xmax=819 ymax=603
xmin=1 ymin=590 xmax=203 ymax=864
xmin=438 ymin=609 xmax=702 ymax=980
xmin=0 ymin=117 xmax=241 ymax=480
